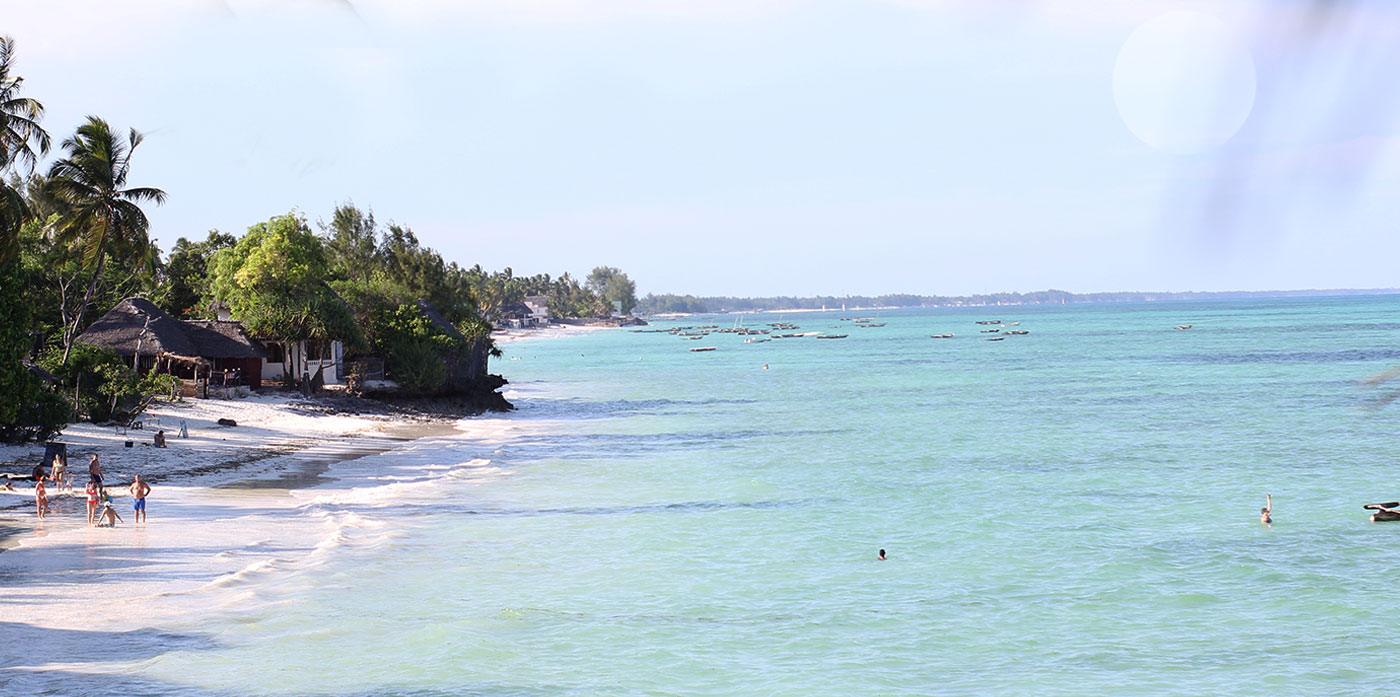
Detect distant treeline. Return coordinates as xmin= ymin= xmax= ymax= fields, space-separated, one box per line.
xmin=636 ymin=288 xmax=1400 ymax=314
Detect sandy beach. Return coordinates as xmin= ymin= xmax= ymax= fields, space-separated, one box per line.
xmin=0 ymin=392 xmax=528 ymax=642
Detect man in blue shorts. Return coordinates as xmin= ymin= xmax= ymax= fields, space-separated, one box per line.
xmin=130 ymin=474 xmax=151 ymax=523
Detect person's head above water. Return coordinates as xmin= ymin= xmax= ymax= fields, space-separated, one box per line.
xmin=878 ymin=549 xmax=886 ymax=560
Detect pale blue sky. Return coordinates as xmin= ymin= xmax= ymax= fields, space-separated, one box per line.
xmin=5 ymin=0 xmax=1399 ymax=296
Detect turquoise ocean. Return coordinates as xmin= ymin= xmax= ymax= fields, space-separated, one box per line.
xmin=12 ymin=295 xmax=1400 ymax=696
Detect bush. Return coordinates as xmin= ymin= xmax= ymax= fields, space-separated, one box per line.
xmin=41 ymin=344 xmax=181 ymax=423
xmin=390 ymin=339 xmax=446 ymax=392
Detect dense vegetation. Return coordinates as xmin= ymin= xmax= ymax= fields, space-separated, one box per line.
xmin=0 ymin=35 xmax=636 ymax=439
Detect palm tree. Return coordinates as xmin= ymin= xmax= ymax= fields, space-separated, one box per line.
xmin=47 ymin=116 xmax=166 ymax=363
xmin=0 ymin=35 xmax=49 ymax=260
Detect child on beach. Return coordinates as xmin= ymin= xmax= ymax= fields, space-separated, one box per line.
xmin=130 ymin=474 xmax=151 ymax=523
xmin=85 ymin=477 xmax=100 ymax=526
xmin=97 ymin=503 xmax=123 ymax=527
xmin=35 ymin=478 xmax=48 ymax=519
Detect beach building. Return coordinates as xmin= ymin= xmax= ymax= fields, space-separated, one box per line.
xmin=524 ymin=295 xmax=551 ymax=326
xmin=498 ymin=301 xmax=533 ymax=329
xmin=76 ymin=298 xmax=267 ymax=389
xmin=209 ymin=302 xmax=347 ymax=387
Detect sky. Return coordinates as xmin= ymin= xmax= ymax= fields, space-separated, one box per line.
xmin=4 ymin=0 xmax=1400 ymax=297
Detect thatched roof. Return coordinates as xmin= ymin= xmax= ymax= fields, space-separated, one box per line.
xmin=77 ymin=298 xmax=266 ymax=360
xmin=181 ymin=320 xmax=267 ymax=359
xmin=77 ymin=298 xmax=197 ymax=357
xmin=416 ymin=299 xmax=465 ymax=341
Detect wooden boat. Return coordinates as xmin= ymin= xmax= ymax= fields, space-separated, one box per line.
xmin=1365 ymin=502 xmax=1400 ymax=521
xmin=982 ymin=337 xmax=1005 ymax=341
xmin=816 ymin=334 xmax=848 ymax=339
xmin=689 ymin=346 xmax=717 ymax=352
xmin=857 ymin=323 xmax=886 ymax=328
xmin=1175 ymin=324 xmax=1193 ymax=330
xmin=975 ymin=320 xmax=1000 ymax=325
xmin=930 ymin=334 xmax=954 ymax=338
xmin=980 ymin=329 xmax=1000 ymax=333
xmin=1005 ymin=330 xmax=1029 ymax=335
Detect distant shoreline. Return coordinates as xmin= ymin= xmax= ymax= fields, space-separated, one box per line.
xmin=637 ymin=287 xmax=1400 ymax=316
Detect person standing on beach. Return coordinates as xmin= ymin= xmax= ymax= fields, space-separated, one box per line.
xmin=130 ymin=475 xmax=151 ymax=523
xmin=88 ymin=455 xmax=103 ymax=492
xmin=34 ymin=477 xmax=48 ymax=519
xmin=49 ymin=454 xmax=68 ymax=491
xmin=1261 ymin=493 xmax=1272 ymax=524
xmin=85 ymin=477 xmax=100 ymax=526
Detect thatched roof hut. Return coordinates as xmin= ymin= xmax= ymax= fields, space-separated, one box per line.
xmin=76 ymin=298 xmax=268 ymax=389
xmin=416 ymin=299 xmax=466 ymax=341
xmin=76 ymin=298 xmax=198 ymax=357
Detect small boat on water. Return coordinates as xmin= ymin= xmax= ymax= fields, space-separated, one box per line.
xmin=975 ymin=320 xmax=1000 ymax=325
xmin=689 ymin=346 xmax=717 ymax=352
xmin=982 ymin=337 xmax=1005 ymax=341
xmin=857 ymin=323 xmax=885 ymax=328
xmin=1005 ymin=330 xmax=1029 ymax=335
xmin=1365 ymin=502 xmax=1400 ymax=521
xmin=1175 ymin=324 xmax=1193 ymax=330
xmin=980 ymin=329 xmax=1000 ymax=333
xmin=744 ymin=337 xmax=771 ymax=343
xmin=816 ymin=334 xmax=848 ymax=339
xmin=930 ymin=334 xmax=955 ymax=339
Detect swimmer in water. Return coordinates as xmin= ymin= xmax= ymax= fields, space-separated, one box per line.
xmin=1261 ymin=493 xmax=1272 ymax=524
xmin=878 ymin=549 xmax=886 ymax=560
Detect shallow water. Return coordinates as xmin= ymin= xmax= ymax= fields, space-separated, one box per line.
xmin=6 ymin=296 xmax=1400 ymax=696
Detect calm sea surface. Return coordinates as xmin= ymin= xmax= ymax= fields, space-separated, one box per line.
xmin=33 ymin=296 xmax=1400 ymax=695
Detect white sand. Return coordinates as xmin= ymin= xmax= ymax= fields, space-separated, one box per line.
xmin=0 ymin=396 xmax=534 ymax=636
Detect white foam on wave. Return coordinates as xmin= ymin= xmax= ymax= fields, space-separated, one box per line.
xmin=0 ymin=426 xmax=514 ymax=638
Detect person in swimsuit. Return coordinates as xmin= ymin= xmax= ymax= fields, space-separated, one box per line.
xmin=130 ymin=474 xmax=151 ymax=523
xmin=49 ymin=454 xmax=68 ymax=490
xmin=878 ymin=549 xmax=887 ymax=560
xmin=35 ymin=477 xmax=48 ymax=519
xmin=88 ymin=455 xmax=103 ymax=492
xmin=85 ymin=477 xmax=100 ymax=526
xmin=1261 ymin=493 xmax=1272 ymax=524
xmin=97 ymin=503 xmax=123 ymax=527
xmin=153 ymin=430 xmax=166 ymax=448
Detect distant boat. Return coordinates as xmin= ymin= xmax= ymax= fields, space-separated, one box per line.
xmin=980 ymin=329 xmax=1000 ymax=333
xmin=1005 ymin=330 xmax=1029 ymax=335
xmin=816 ymin=334 xmax=848 ymax=339
xmin=982 ymin=337 xmax=1005 ymax=341
xmin=975 ymin=320 xmax=1000 ymax=325
xmin=744 ymin=337 xmax=770 ymax=343
xmin=689 ymin=347 xmax=717 ymax=352
xmin=857 ymin=323 xmax=885 ymax=328
xmin=1175 ymin=324 xmax=1193 ymax=330
xmin=930 ymin=334 xmax=955 ymax=339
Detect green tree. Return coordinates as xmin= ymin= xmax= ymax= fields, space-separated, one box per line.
xmin=586 ymin=266 xmax=637 ymax=315
xmin=0 ymin=36 xmax=49 ymax=260
xmin=321 ymin=202 xmax=380 ymax=285
xmin=156 ymin=230 xmax=236 ymax=318
xmin=208 ymin=212 xmax=364 ymax=379
xmin=46 ymin=116 xmax=166 ymax=363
